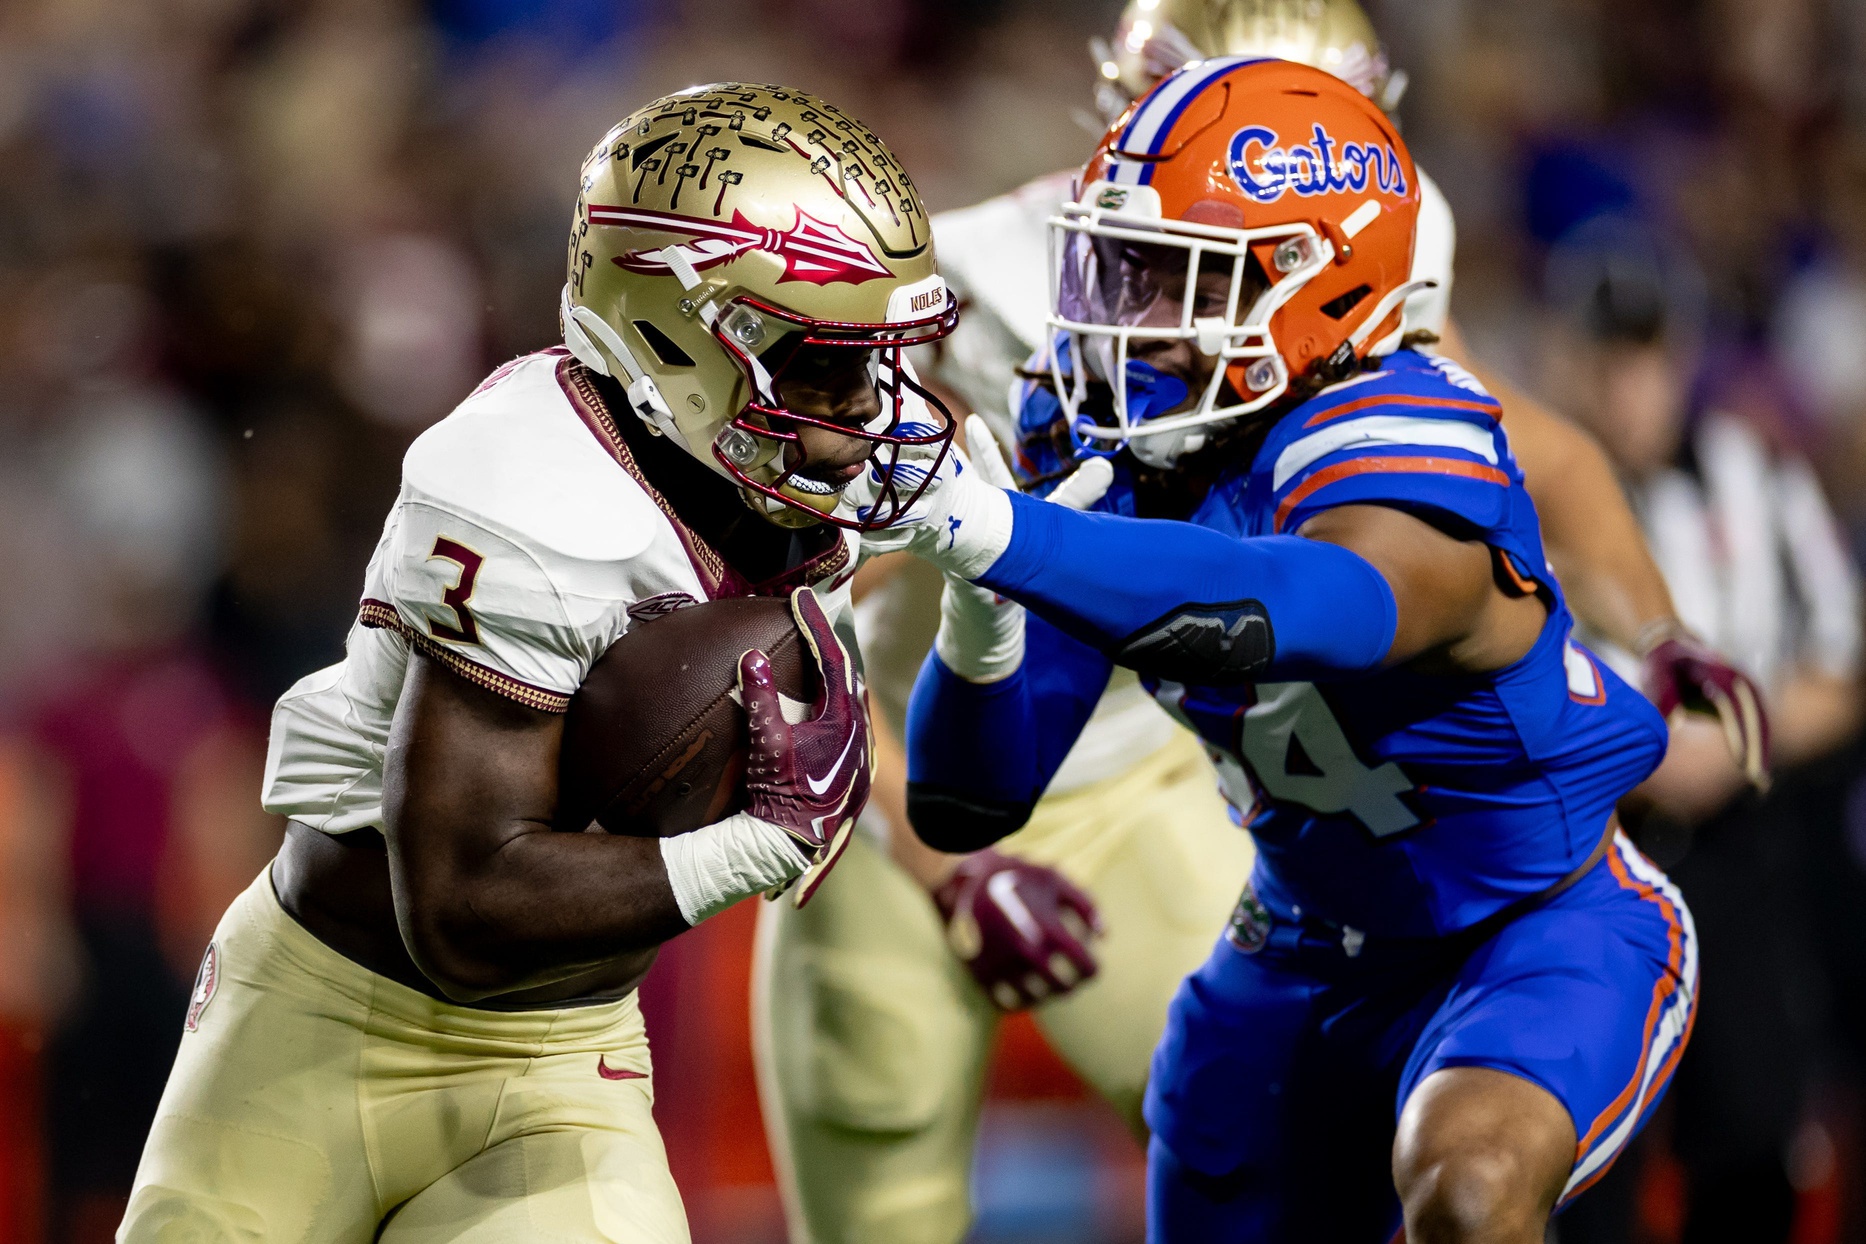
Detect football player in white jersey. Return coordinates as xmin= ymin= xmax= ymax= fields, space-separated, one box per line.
xmin=752 ymin=4 xmax=1768 ymax=1243
xmin=119 ymin=83 xmax=956 ymax=1243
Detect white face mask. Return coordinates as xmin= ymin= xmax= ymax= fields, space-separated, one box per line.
xmin=1045 ymin=183 xmax=1329 ymax=462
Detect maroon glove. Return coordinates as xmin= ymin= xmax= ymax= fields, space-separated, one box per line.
xmin=932 ymin=850 xmax=1102 ymax=1011
xmin=1641 ymin=629 xmax=1771 ymax=791
xmin=740 ymin=587 xmax=871 ymax=907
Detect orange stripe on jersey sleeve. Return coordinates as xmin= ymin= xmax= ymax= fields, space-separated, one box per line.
xmin=1301 ymin=392 xmax=1503 ymax=428
xmin=1273 ymin=456 xmax=1512 ymax=533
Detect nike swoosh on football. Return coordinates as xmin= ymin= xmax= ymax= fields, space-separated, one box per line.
xmin=597 ymin=1056 xmax=648 ymax=1081
xmin=804 ymin=728 xmax=858 ymax=796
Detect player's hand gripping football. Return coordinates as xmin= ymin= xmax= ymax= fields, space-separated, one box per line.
xmin=932 ymin=850 xmax=1103 ymax=1011
xmin=1640 ymin=625 xmax=1771 ymax=791
xmin=739 ymin=587 xmax=871 ymax=907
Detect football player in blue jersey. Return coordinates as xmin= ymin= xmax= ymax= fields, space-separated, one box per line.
xmin=857 ymin=58 xmax=1698 ymax=1244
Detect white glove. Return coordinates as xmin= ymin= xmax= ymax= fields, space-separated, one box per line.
xmin=852 ymin=412 xmax=1115 ymax=579
xmin=1048 ymin=454 xmax=1115 ymax=512
xmin=850 ymin=415 xmax=1012 ymax=577
xmin=935 ymin=418 xmax=1112 ymax=682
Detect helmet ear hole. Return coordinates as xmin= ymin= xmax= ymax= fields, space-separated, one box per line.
xmin=1320 ymin=284 xmax=1373 ymax=321
xmin=634 ymin=320 xmax=695 ymax=367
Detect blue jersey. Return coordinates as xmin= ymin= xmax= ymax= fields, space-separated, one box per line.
xmin=1031 ymin=350 xmax=1668 ymax=938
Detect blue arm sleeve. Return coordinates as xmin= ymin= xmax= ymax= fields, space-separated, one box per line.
xmin=976 ymin=491 xmax=1398 ymax=685
xmin=903 ymin=612 xmax=1112 ymax=852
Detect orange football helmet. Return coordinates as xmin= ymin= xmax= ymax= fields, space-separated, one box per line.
xmin=1048 ymin=56 xmax=1428 ymax=464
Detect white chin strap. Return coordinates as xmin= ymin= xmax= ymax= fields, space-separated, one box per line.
xmin=1350 ymin=279 xmax=1439 ymax=352
xmin=559 ymin=284 xmax=686 ymax=448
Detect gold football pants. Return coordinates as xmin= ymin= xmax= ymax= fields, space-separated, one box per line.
xmin=119 ymin=869 xmax=689 ymax=1243
xmin=752 ymin=731 xmax=1254 ymax=1244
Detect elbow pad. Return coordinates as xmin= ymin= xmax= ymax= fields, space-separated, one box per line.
xmin=978 ymin=492 xmax=1398 ymax=683
xmin=905 ymin=784 xmax=1033 ymax=854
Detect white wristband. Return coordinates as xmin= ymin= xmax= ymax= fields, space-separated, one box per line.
xmin=659 ymin=813 xmax=805 ymax=926
xmin=935 ymin=479 xmax=1015 ymax=581
xmin=935 ymin=573 xmax=1025 ymax=682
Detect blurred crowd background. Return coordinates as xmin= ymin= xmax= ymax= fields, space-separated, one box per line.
xmin=1 ymin=0 xmax=1865 ymax=1241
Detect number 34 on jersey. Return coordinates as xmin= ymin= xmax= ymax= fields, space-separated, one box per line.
xmin=1150 ymin=679 xmax=1421 ymax=838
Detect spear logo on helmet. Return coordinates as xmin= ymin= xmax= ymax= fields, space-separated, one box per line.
xmin=589 ymin=204 xmax=893 ymax=287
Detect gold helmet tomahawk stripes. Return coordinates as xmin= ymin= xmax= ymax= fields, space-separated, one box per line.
xmin=562 ymin=82 xmax=958 ymax=529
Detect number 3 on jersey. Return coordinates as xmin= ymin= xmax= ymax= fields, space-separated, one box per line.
xmin=1240 ymin=683 xmax=1418 ymax=837
xmin=426 ymin=536 xmax=484 ymax=644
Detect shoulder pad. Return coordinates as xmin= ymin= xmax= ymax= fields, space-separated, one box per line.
xmin=1261 ymin=354 xmax=1514 ymax=535
xmin=402 ymin=353 xmax=661 ymax=564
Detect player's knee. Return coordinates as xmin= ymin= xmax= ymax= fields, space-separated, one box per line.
xmin=1394 ymin=1067 xmax=1573 ymax=1243
xmin=1397 ymin=1145 xmax=1546 ymax=1244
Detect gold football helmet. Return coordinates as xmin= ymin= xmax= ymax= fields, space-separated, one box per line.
xmin=562 ymin=83 xmax=957 ymax=529
xmin=1092 ymin=0 xmax=1405 ymax=122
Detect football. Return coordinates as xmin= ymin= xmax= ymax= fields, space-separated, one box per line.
xmin=556 ymin=596 xmax=815 ymax=837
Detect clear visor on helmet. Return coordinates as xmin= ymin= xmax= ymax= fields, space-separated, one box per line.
xmin=1047 ymin=199 xmax=1330 ymax=464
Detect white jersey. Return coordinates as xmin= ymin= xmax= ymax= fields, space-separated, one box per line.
xmin=262 ymin=349 xmax=858 ymax=835
xmin=873 ymin=166 xmax=1460 ymax=792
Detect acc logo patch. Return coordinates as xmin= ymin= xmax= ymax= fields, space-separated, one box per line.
xmin=627 ymin=592 xmax=699 ymax=624
xmin=185 ymin=942 xmax=219 ymax=1033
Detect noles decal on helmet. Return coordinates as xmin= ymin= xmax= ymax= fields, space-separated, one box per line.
xmin=594 ymin=204 xmax=893 ymax=287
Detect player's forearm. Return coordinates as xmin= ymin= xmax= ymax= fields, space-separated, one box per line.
xmin=1772 ymin=670 xmax=1862 ymax=768
xmin=905 ymin=611 xmax=1110 ymax=850
xmin=905 ymin=655 xmax=1045 ymax=851
xmin=974 ymin=492 xmax=1396 ymax=682
xmin=868 ymin=704 xmax=961 ymax=888
xmin=1518 ymin=411 xmax=1672 ymax=649
xmin=1441 ymin=338 xmax=1676 ymax=649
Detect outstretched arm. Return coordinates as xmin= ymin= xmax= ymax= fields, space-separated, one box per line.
xmin=973 ymin=492 xmax=1543 ymax=686
xmin=904 ymin=495 xmax=1546 ymax=852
